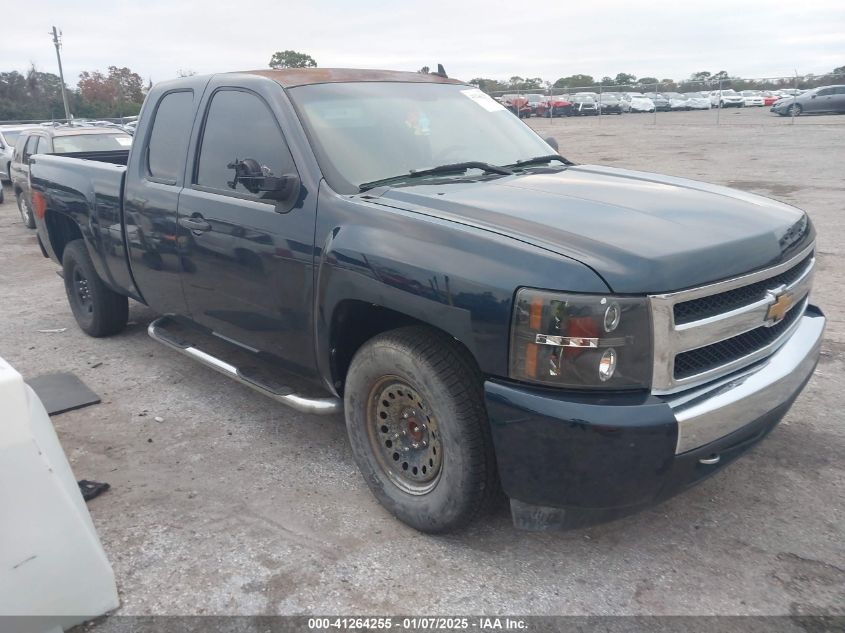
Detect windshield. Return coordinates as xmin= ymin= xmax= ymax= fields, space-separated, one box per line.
xmin=289 ymin=82 xmax=553 ymax=194
xmin=1 ymin=130 xmax=22 ymax=146
xmin=52 ymin=133 xmax=131 ymax=153
xmin=721 ymin=89 xmax=738 ymax=95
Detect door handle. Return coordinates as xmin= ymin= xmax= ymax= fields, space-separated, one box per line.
xmin=178 ymin=215 xmax=211 ymax=232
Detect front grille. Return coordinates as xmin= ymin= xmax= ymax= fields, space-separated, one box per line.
xmin=674 ymin=252 xmax=813 ymax=325
xmin=649 ymin=243 xmax=815 ymax=393
xmin=674 ymin=300 xmax=804 ymax=379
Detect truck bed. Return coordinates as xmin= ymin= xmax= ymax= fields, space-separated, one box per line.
xmin=30 ymin=153 xmax=139 ymax=299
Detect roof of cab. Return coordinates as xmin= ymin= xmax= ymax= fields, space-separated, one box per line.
xmin=241 ymin=68 xmax=466 ymax=88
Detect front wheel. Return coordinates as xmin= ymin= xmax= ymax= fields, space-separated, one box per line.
xmin=789 ymin=104 xmax=803 ymax=116
xmin=63 ymin=239 xmax=129 ymax=337
xmin=16 ymin=191 xmax=35 ymax=229
xmin=344 ymin=326 xmax=498 ymax=533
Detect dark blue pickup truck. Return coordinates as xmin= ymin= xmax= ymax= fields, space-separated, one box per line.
xmin=28 ymin=68 xmax=824 ymax=532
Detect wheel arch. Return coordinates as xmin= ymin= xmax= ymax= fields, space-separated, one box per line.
xmin=44 ymin=209 xmax=83 ymax=263
xmin=327 ymin=299 xmax=481 ymax=397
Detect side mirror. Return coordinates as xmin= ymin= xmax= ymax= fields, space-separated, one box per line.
xmin=545 ymin=137 xmax=559 ymax=151
xmin=810 ymin=94 xmax=817 ymax=99
xmin=227 ymin=158 xmax=300 ymax=204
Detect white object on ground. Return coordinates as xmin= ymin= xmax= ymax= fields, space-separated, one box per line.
xmin=0 ymin=357 xmax=119 ymax=632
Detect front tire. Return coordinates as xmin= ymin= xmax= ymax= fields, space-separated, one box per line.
xmin=344 ymin=326 xmax=498 ymax=533
xmin=16 ymin=191 xmax=35 ymax=229
xmin=789 ymin=104 xmax=803 ymax=116
xmin=63 ymin=239 xmax=129 ymax=337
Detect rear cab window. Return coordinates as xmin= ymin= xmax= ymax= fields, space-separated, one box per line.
xmin=146 ymin=90 xmax=195 ymax=184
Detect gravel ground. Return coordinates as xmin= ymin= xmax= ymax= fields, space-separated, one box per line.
xmin=1 ymin=106 xmax=843 ymax=617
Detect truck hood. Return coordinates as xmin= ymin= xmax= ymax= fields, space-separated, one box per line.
xmin=368 ymin=165 xmax=812 ymax=293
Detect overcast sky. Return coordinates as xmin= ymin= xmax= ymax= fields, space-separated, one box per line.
xmin=5 ymin=0 xmax=843 ymax=87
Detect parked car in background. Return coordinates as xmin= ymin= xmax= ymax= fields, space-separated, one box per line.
xmin=596 ymin=94 xmax=626 ymax=114
xmin=1 ymin=125 xmax=33 ymax=182
xmin=643 ymin=93 xmax=670 ymax=111
xmin=710 ymin=89 xmax=745 ymax=108
xmin=628 ymin=95 xmax=656 ymax=112
xmin=524 ymin=94 xmax=544 ymax=116
xmin=534 ymin=96 xmax=573 ymax=117
xmin=665 ymin=93 xmax=689 ymax=110
xmin=761 ymin=92 xmax=780 ymax=106
xmin=682 ymin=92 xmax=712 ymax=110
xmin=501 ymin=94 xmax=532 ymax=118
xmin=771 ymin=85 xmax=845 ymax=116
xmin=10 ymin=126 xmax=132 ymax=229
xmin=569 ymin=95 xmax=598 ymax=115
xmin=740 ymin=91 xmax=765 ymax=107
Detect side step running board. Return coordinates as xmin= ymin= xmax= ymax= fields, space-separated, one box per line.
xmin=147 ymin=316 xmax=342 ymax=415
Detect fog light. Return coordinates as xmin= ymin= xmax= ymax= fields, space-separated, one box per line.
xmin=598 ymin=348 xmax=617 ymax=381
xmin=603 ymin=301 xmax=621 ymax=332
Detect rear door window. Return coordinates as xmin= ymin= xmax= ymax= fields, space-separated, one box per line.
xmin=146 ymin=90 xmax=195 ymax=184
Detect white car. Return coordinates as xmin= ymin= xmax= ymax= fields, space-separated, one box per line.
xmin=740 ymin=90 xmax=765 ymax=107
xmin=683 ymin=92 xmax=712 ymax=110
xmin=628 ymin=95 xmax=656 ymax=112
xmin=0 ymin=125 xmax=32 ymax=182
xmin=710 ymin=89 xmax=745 ymax=108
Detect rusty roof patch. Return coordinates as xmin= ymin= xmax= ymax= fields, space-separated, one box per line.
xmin=240 ymin=68 xmax=466 ymax=88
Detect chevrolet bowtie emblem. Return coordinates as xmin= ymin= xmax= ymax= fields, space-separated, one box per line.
xmin=766 ymin=291 xmax=793 ymax=323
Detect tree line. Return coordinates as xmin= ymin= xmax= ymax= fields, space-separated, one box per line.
xmin=0 ymin=65 xmax=146 ymax=121
xmin=469 ymin=67 xmax=845 ymax=94
xmin=2 ymin=51 xmax=842 ymax=121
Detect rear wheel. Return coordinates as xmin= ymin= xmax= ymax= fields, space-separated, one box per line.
xmin=344 ymin=326 xmax=498 ymax=533
xmin=62 ymin=239 xmax=128 ymax=337
xmin=16 ymin=191 xmax=35 ymax=229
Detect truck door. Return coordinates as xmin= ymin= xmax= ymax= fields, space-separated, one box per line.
xmin=123 ymin=88 xmax=198 ymax=315
xmin=177 ymin=82 xmax=318 ymax=374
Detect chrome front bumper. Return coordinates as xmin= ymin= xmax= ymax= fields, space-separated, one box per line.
xmin=665 ymin=307 xmax=825 ymax=454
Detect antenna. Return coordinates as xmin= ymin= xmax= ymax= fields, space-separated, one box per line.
xmin=51 ymin=26 xmax=72 ymax=122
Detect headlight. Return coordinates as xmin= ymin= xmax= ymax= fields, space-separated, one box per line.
xmin=509 ymin=289 xmax=652 ymax=389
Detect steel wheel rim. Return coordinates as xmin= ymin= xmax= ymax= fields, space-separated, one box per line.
xmin=72 ymin=268 xmax=93 ymax=314
xmin=366 ymin=377 xmax=443 ymax=495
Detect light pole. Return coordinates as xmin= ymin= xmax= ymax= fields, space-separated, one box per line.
xmin=51 ymin=26 xmax=71 ymax=122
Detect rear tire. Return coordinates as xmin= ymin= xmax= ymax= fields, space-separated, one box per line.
xmin=16 ymin=191 xmax=35 ymax=229
xmin=62 ymin=239 xmax=128 ymax=337
xmin=343 ymin=326 xmax=498 ymax=533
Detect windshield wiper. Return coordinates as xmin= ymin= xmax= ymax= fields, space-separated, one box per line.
xmin=505 ymin=154 xmax=572 ymax=170
xmin=359 ymin=161 xmax=513 ymax=192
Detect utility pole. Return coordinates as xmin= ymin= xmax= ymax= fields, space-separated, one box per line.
xmin=51 ymin=26 xmax=71 ymax=122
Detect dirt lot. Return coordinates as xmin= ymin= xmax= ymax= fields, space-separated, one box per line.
xmin=1 ymin=106 xmax=843 ymax=617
